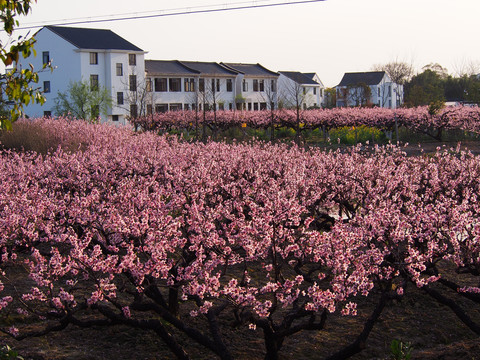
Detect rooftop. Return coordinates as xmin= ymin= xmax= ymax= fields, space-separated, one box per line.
xmin=45 ymin=26 xmax=143 ymax=51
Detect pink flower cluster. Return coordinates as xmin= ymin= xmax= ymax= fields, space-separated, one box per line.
xmin=0 ymin=118 xmax=479 ymax=355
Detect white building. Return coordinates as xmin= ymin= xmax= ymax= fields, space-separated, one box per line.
xmin=16 ymin=25 xmax=146 ymax=125
xmin=277 ymin=71 xmax=325 ymax=109
xmin=144 ymin=60 xmax=279 ymax=112
xmin=221 ymin=63 xmax=279 ymax=110
xmin=335 ymin=71 xmax=403 ymax=108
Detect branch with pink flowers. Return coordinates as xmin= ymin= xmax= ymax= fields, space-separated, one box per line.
xmin=0 ymin=119 xmax=479 ymax=359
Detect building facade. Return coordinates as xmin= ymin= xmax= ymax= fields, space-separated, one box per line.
xmin=16 ymin=26 xmax=146 ymax=125
xmin=335 ymin=71 xmax=403 ymax=108
xmin=277 ymin=71 xmax=325 ymax=109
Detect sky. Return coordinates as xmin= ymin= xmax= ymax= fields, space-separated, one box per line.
xmin=5 ymin=0 xmax=480 ymax=87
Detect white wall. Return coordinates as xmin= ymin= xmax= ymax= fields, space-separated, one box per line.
xmin=16 ymin=27 xmax=81 ymax=118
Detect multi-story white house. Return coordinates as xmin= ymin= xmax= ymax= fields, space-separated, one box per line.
xmin=221 ymin=63 xmax=279 ymax=110
xmin=144 ymin=61 xmax=279 ymax=112
xmin=145 ymin=60 xmax=238 ymax=112
xmin=277 ymin=71 xmax=325 ymax=109
xmin=335 ymin=71 xmax=403 ymax=108
xmin=16 ymin=25 xmax=146 ymax=125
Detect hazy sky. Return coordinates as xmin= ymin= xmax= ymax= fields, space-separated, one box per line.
xmin=7 ymin=0 xmax=480 ymax=87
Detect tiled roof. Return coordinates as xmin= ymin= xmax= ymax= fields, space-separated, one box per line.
xmin=337 ymin=71 xmax=386 ymax=87
xmin=45 ymin=26 xmax=143 ymax=51
xmin=222 ymin=63 xmax=278 ymax=76
xmin=279 ymin=71 xmax=320 ymax=85
xmin=145 ymin=60 xmax=199 ymax=75
xmin=179 ymin=61 xmax=238 ymax=76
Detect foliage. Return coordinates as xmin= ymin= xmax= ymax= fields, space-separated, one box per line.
xmin=0 ymin=345 xmax=23 ymax=360
xmin=329 ymin=125 xmax=386 ymax=144
xmin=53 ymin=80 xmax=112 ymax=122
xmin=0 ymin=0 xmax=49 ymax=129
xmin=0 ymin=119 xmax=480 ymax=359
xmin=346 ymin=82 xmax=372 ymax=107
xmin=323 ymin=87 xmax=336 ymax=109
xmin=390 ymin=340 xmax=412 ymax=360
xmin=404 ymin=69 xmax=445 ymax=107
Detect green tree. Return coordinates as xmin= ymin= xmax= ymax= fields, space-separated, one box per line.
xmin=0 ymin=0 xmax=50 ymax=129
xmin=53 ymin=80 xmax=112 ymax=122
xmin=323 ymin=87 xmax=336 ymax=108
xmin=404 ymin=69 xmax=445 ymax=107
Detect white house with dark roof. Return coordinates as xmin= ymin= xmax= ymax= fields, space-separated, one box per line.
xmin=277 ymin=71 xmax=325 ymax=109
xmin=221 ymin=63 xmax=279 ymax=110
xmin=335 ymin=71 xmax=403 ymax=108
xmin=16 ymin=25 xmax=146 ymax=124
xmin=145 ymin=60 xmax=239 ymax=112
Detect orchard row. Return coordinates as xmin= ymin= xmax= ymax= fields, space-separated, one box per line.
xmin=0 ymin=118 xmax=479 ymax=359
xmin=131 ymin=105 xmax=480 ymax=138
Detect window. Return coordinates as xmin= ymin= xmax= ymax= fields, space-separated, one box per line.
xmin=218 ymin=103 xmax=224 ymax=110
xmin=42 ymin=51 xmax=50 ymax=65
xmin=146 ymin=78 xmax=152 ymax=92
xmin=184 ymin=78 xmax=195 ymax=92
xmin=91 ymin=105 xmax=100 ymax=118
xmin=129 ymin=75 xmax=137 ymax=91
xmin=155 ymin=104 xmax=168 ymax=113
xmin=242 ymin=79 xmax=248 ymax=92
xmin=169 ymin=103 xmax=182 ymax=111
xmin=313 ymin=87 xmax=317 ymax=95
xmin=117 ymin=92 xmax=124 ymax=105
xmin=260 ymin=102 xmax=267 ymax=110
xmin=130 ymin=104 xmax=138 ymax=118
xmin=184 ymin=104 xmax=190 ymax=111
xmin=378 ymin=88 xmax=380 ymax=97
xmin=253 ymin=79 xmax=259 ymax=92
xmin=228 ymin=103 xmax=233 ymax=110
xmin=43 ymin=81 xmax=50 ymax=93
xmin=147 ymin=104 xmax=153 ymax=115
xmin=191 ymin=103 xmax=197 ymax=111
xmin=253 ymin=103 xmax=259 ymax=111
xmin=154 ymin=78 xmax=167 ymax=92
xmin=248 ymin=102 xmax=252 ymax=111
xmin=116 ymin=63 xmax=123 ymax=76
xmin=43 ymin=111 xmax=52 ymax=117
xmin=210 ymin=79 xmax=220 ymax=92
xmin=302 ymin=87 xmax=306 ymax=95
xmin=90 ymin=52 xmax=98 ymax=65
xmin=129 ymin=54 xmax=136 ymax=66
xmin=90 ymin=75 xmax=99 ymax=91
xmin=199 ymin=78 xmax=205 ymax=92
xmin=271 ymin=80 xmax=276 ymax=92
xmin=259 ymin=80 xmax=265 ymax=92
xmin=112 ymin=115 xmax=119 ymax=122
xmin=169 ymin=78 xmax=181 ymax=92
xmin=226 ymin=79 xmax=233 ymax=92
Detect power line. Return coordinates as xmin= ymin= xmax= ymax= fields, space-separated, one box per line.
xmin=14 ymin=0 xmax=326 ymax=30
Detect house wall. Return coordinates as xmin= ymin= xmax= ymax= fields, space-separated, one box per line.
xmin=16 ymin=27 xmax=81 ymax=118
xmin=277 ymin=74 xmax=321 ymax=109
xmin=146 ymin=75 xmax=237 ymax=111
xmin=239 ymin=76 xmax=277 ymax=110
xmin=16 ymin=27 xmax=145 ymax=125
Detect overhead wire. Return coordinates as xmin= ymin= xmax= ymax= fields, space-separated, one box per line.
xmin=13 ymin=0 xmax=326 ymax=30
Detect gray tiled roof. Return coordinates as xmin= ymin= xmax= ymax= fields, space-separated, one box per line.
xmin=222 ymin=63 xmax=278 ymax=77
xmin=179 ymin=61 xmax=238 ymax=76
xmin=337 ymin=71 xmax=386 ymax=87
xmin=279 ymin=71 xmax=319 ymax=85
xmin=145 ymin=60 xmax=199 ymax=75
xmin=45 ymin=26 xmax=143 ymax=51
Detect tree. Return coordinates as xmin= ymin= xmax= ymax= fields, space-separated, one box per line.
xmin=0 ymin=0 xmax=50 ymax=129
xmin=347 ymin=82 xmax=372 ymax=107
xmin=372 ymin=61 xmax=414 ymax=85
xmin=53 ymin=80 xmax=112 ymax=122
xmin=323 ymin=87 xmax=336 ymax=109
xmin=404 ymin=69 xmax=445 ymax=107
